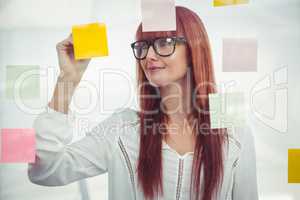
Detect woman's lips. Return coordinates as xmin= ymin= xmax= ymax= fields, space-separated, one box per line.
xmin=147 ymin=66 xmax=166 ymax=72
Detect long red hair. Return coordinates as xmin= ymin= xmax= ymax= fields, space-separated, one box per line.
xmin=136 ymin=6 xmax=228 ymax=200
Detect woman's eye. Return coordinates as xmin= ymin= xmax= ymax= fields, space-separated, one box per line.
xmin=142 ymin=45 xmax=148 ymax=49
xmin=134 ymin=43 xmax=147 ymax=50
xmin=160 ymin=42 xmax=168 ymax=46
xmin=159 ymin=39 xmax=172 ymax=47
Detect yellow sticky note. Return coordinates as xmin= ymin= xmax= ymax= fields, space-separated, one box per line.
xmin=72 ymin=22 xmax=109 ymax=60
xmin=214 ymin=0 xmax=249 ymax=7
xmin=288 ymin=149 xmax=300 ymax=183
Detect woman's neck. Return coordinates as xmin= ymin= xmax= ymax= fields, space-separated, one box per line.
xmin=159 ymin=72 xmax=192 ymax=122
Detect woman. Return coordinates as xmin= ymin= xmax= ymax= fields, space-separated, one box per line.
xmin=28 ymin=6 xmax=258 ymax=200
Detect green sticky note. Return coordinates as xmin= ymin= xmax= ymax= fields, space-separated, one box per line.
xmin=209 ymin=92 xmax=246 ymax=129
xmin=6 ymin=65 xmax=40 ymax=99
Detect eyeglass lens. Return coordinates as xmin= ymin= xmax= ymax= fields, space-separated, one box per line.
xmin=132 ymin=38 xmax=176 ymax=59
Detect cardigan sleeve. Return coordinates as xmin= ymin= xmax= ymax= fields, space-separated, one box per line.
xmin=232 ymin=126 xmax=259 ymax=200
xmin=28 ymin=106 xmax=131 ymax=186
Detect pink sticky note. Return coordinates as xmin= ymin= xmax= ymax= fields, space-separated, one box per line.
xmin=141 ymin=0 xmax=176 ymax=32
xmin=0 ymin=128 xmax=36 ymax=163
xmin=223 ymin=38 xmax=257 ymax=72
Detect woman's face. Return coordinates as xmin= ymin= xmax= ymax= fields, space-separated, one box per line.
xmin=140 ymin=40 xmax=190 ymax=87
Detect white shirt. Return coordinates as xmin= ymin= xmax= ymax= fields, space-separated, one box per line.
xmin=28 ymin=106 xmax=258 ymax=200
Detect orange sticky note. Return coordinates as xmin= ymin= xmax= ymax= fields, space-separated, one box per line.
xmin=214 ymin=0 xmax=249 ymax=7
xmin=0 ymin=128 xmax=36 ymax=163
xmin=288 ymin=149 xmax=300 ymax=183
xmin=72 ymin=22 xmax=109 ymax=60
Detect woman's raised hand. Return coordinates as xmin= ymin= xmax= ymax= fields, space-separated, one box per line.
xmin=49 ymin=34 xmax=91 ymax=113
xmin=56 ymin=34 xmax=90 ymax=85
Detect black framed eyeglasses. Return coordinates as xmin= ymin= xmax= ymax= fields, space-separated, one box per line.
xmin=130 ymin=36 xmax=187 ymax=60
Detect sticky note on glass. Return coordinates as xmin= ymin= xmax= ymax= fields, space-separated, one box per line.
xmin=141 ymin=0 xmax=176 ymax=32
xmin=223 ymin=38 xmax=257 ymax=72
xmin=209 ymin=92 xmax=246 ymax=129
xmin=6 ymin=65 xmax=40 ymax=99
xmin=214 ymin=0 xmax=249 ymax=7
xmin=288 ymin=149 xmax=300 ymax=183
xmin=0 ymin=128 xmax=36 ymax=163
xmin=72 ymin=22 xmax=109 ymax=59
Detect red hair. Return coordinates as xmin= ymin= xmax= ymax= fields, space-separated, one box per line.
xmin=136 ymin=6 xmax=228 ymax=200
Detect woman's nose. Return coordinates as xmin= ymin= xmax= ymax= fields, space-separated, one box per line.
xmin=146 ymin=46 xmax=158 ymax=60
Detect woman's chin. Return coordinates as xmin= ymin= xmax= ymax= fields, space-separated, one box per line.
xmin=148 ymin=79 xmax=170 ymax=88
